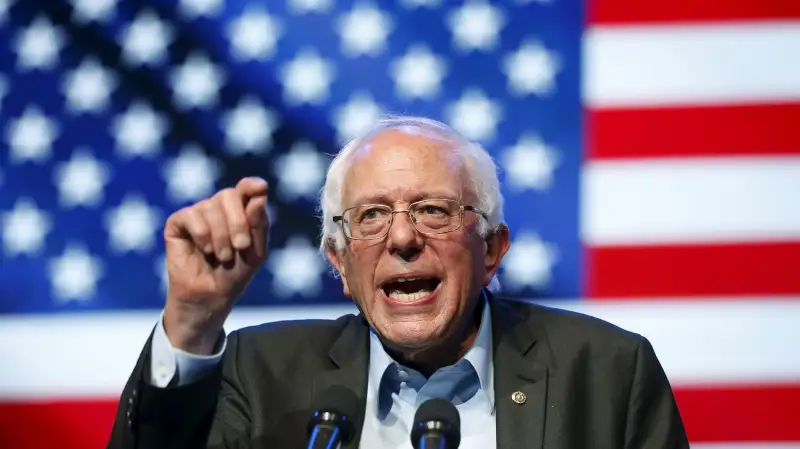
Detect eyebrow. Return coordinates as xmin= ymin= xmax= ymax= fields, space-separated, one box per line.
xmin=349 ymin=191 xmax=461 ymax=206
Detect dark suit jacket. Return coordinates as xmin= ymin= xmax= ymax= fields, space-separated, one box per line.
xmin=106 ymin=295 xmax=689 ymax=449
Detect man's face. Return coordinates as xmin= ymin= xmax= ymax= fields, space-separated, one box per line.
xmin=327 ymin=130 xmax=509 ymax=354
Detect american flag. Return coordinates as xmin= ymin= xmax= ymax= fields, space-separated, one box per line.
xmin=1 ymin=0 xmax=798 ymax=447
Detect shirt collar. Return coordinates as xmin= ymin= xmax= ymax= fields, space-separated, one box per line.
xmin=367 ymin=290 xmax=494 ymax=409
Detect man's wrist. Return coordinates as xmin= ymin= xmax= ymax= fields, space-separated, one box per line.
xmin=163 ymin=306 xmax=225 ymax=355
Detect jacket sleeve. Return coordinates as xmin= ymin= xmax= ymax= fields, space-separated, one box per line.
xmin=623 ymin=336 xmax=691 ymax=449
xmin=105 ymin=328 xmax=253 ymax=449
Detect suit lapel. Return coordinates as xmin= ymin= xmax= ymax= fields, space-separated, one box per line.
xmin=491 ymin=296 xmax=552 ymax=449
xmin=311 ymin=315 xmax=370 ymax=449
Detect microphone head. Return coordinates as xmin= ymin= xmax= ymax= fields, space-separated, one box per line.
xmin=411 ymin=398 xmax=461 ymax=449
xmin=306 ymin=385 xmax=360 ymax=442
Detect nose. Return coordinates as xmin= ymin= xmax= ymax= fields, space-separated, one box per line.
xmin=385 ymin=210 xmax=424 ymax=262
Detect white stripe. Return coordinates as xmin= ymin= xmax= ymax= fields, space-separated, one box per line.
xmin=581 ymin=156 xmax=800 ymax=245
xmin=1 ymin=300 xmax=799 ymax=398
xmin=583 ymin=21 xmax=800 ymax=107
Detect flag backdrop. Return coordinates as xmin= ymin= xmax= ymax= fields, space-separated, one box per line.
xmin=1 ymin=0 xmax=799 ymax=447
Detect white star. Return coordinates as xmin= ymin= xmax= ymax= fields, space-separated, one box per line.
xmin=227 ymin=6 xmax=283 ymax=61
xmin=62 ymin=58 xmax=118 ymax=114
xmin=274 ymin=141 xmax=328 ymax=201
xmin=120 ymin=10 xmax=174 ymax=66
xmin=1 ymin=198 xmax=52 ymax=257
xmin=336 ymin=4 xmax=393 ymax=58
xmin=104 ymin=194 xmax=162 ymax=253
xmin=49 ymin=243 xmax=104 ymax=304
xmin=502 ymin=40 xmax=561 ymax=96
xmin=112 ymin=102 xmax=168 ymax=158
xmin=14 ymin=16 xmax=65 ymax=70
xmin=445 ymin=89 xmax=502 ymax=142
xmin=287 ymin=0 xmax=332 ymax=14
xmin=6 ymin=106 xmax=59 ymax=164
xmin=268 ymin=236 xmax=325 ymax=298
xmin=0 ymin=0 xmax=13 ymax=25
xmin=502 ymin=134 xmax=559 ymax=191
xmin=178 ymin=0 xmax=223 ymax=19
xmin=163 ymin=144 xmax=221 ymax=203
xmin=400 ymin=0 xmax=441 ymax=8
xmin=170 ymin=53 xmax=226 ymax=109
xmin=333 ymin=91 xmax=384 ymax=144
xmin=222 ymin=97 xmax=278 ymax=155
xmin=53 ymin=148 xmax=112 ymax=208
xmin=279 ymin=49 xmax=335 ymax=106
xmin=446 ymin=0 xmax=505 ymax=52
xmin=389 ymin=44 xmax=447 ymax=100
xmin=70 ymin=0 xmax=116 ymax=24
xmin=502 ymin=231 xmax=557 ymax=290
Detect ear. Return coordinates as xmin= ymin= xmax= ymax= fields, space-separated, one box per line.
xmin=483 ymin=225 xmax=510 ymax=287
xmin=325 ymin=240 xmax=351 ymax=297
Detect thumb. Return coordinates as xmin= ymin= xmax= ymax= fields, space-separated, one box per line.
xmin=245 ymin=195 xmax=268 ymax=229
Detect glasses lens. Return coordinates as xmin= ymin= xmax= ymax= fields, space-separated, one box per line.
xmin=344 ymin=205 xmax=391 ymax=238
xmin=410 ymin=199 xmax=461 ymax=233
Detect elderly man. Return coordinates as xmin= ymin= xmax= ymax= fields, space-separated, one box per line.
xmin=106 ymin=117 xmax=689 ymax=448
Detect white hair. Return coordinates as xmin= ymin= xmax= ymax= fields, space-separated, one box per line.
xmin=316 ymin=115 xmax=505 ymax=292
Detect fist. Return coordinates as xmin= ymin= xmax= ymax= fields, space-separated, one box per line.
xmin=162 ymin=177 xmax=270 ymax=353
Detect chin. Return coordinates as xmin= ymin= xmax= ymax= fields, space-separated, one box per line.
xmin=376 ymin=320 xmax=445 ymax=350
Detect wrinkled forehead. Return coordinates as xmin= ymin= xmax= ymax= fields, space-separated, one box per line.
xmin=342 ymin=128 xmax=469 ymax=204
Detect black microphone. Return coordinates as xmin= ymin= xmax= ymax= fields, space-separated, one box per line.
xmin=306 ymin=385 xmax=360 ymax=449
xmin=411 ymin=398 xmax=461 ymax=449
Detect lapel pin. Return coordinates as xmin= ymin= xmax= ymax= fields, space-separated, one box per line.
xmin=511 ymin=391 xmax=526 ymax=405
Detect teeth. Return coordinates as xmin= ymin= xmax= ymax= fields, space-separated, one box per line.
xmin=396 ymin=278 xmax=420 ymax=283
xmin=388 ymin=290 xmax=431 ymax=301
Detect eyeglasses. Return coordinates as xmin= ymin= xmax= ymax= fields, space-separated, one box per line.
xmin=333 ymin=198 xmax=487 ymax=240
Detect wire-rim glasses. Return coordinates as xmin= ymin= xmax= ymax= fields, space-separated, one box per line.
xmin=332 ymin=198 xmax=487 ymax=240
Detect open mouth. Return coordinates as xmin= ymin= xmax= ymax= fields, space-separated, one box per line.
xmin=381 ymin=277 xmax=441 ymax=303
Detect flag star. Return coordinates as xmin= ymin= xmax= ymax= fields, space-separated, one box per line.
xmin=1 ymin=198 xmax=52 ymax=257
xmin=445 ymin=89 xmax=502 ymax=142
xmin=178 ymin=0 xmax=223 ymax=19
xmin=336 ymin=4 xmax=393 ymax=58
xmin=446 ymin=0 xmax=505 ymax=52
xmin=113 ymin=102 xmax=168 ymax=158
xmin=14 ymin=16 xmax=65 ymax=70
xmin=400 ymin=0 xmax=441 ymax=8
xmin=389 ymin=44 xmax=447 ymax=100
xmin=0 ymin=0 xmax=13 ymax=24
xmin=70 ymin=0 xmax=116 ymax=24
xmin=227 ymin=6 xmax=283 ymax=61
xmin=120 ymin=10 xmax=174 ymax=67
xmin=268 ymin=236 xmax=325 ymax=298
xmin=62 ymin=58 xmax=118 ymax=114
xmin=222 ymin=97 xmax=278 ymax=155
xmin=502 ymin=231 xmax=557 ymax=291
xmin=53 ymin=148 xmax=112 ymax=208
xmin=170 ymin=53 xmax=226 ymax=109
xmin=274 ymin=141 xmax=328 ymax=201
xmin=279 ymin=49 xmax=335 ymax=106
xmin=6 ymin=106 xmax=59 ymax=164
xmin=104 ymin=194 xmax=162 ymax=253
xmin=333 ymin=91 xmax=384 ymax=144
xmin=503 ymin=40 xmax=561 ymax=96
xmin=287 ymin=0 xmax=332 ymax=14
xmin=502 ymin=134 xmax=559 ymax=191
xmin=49 ymin=243 xmax=104 ymax=304
xmin=163 ymin=144 xmax=221 ymax=203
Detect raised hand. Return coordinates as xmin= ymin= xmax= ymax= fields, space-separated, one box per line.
xmin=162 ymin=177 xmax=270 ymax=354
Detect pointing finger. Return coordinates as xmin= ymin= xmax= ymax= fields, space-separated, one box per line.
xmin=236 ymin=177 xmax=269 ymax=199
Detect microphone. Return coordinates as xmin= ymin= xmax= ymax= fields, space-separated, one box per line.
xmin=306 ymin=385 xmax=360 ymax=449
xmin=411 ymin=398 xmax=461 ymax=449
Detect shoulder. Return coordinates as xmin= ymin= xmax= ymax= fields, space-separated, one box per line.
xmin=229 ymin=313 xmax=361 ymax=347
xmin=500 ymin=298 xmax=646 ymax=358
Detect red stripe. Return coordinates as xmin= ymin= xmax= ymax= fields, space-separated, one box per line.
xmin=675 ymin=383 xmax=800 ymax=442
xmin=0 ymin=399 xmax=117 ymax=449
xmin=587 ymin=241 xmax=800 ymax=298
xmin=1 ymin=385 xmax=798 ymax=446
xmin=587 ymin=103 xmax=800 ymax=160
xmin=589 ymin=0 xmax=800 ymax=24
